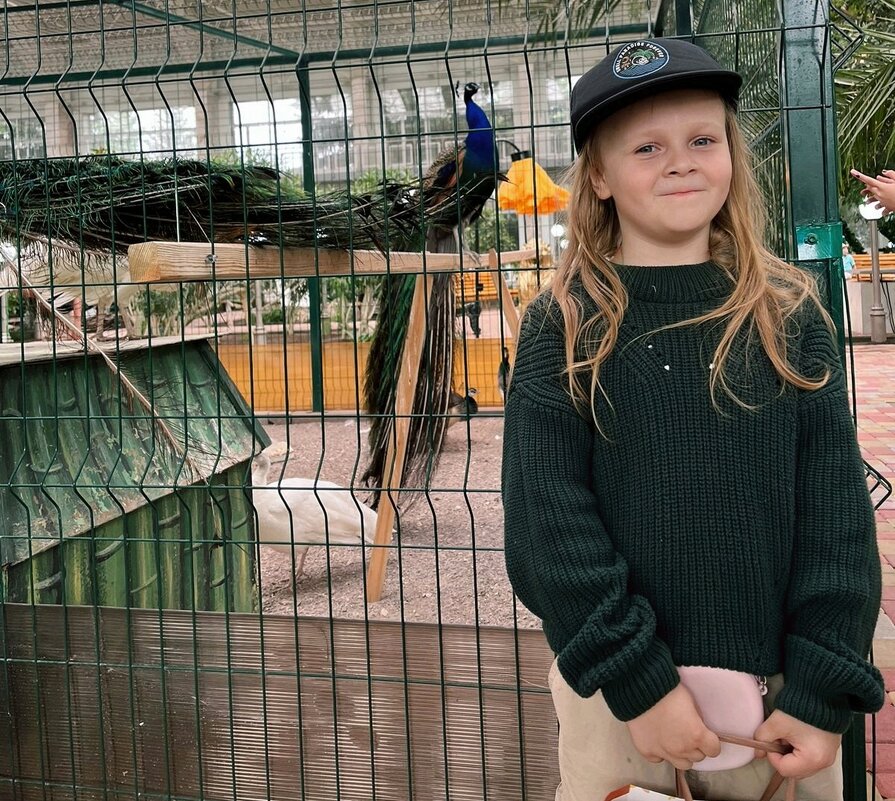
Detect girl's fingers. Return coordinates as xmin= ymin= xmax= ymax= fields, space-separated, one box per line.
xmin=767 ymin=751 xmax=801 ymax=778
xmin=853 ymin=167 xmax=895 ymax=190
xmin=701 ymin=733 xmax=721 ymax=758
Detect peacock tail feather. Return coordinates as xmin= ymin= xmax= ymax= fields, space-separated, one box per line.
xmin=0 ymin=155 xmax=431 ymax=254
xmin=361 ymin=226 xmax=457 ymax=508
xmin=0 ymin=153 xmax=491 ymax=513
xmin=361 ymin=272 xmax=417 ymax=499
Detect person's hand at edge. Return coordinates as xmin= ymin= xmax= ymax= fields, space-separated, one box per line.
xmin=852 ymin=168 xmax=895 ymax=215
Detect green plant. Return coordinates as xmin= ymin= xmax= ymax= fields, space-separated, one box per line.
xmin=262 ymin=307 xmax=284 ymax=325
xmin=127 ymin=281 xmax=243 ymax=338
xmin=471 ymin=205 xmax=519 ymax=253
xmin=324 ymin=276 xmax=379 ymax=340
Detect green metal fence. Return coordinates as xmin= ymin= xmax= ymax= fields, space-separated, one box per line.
xmin=0 ymin=0 xmax=888 ymax=799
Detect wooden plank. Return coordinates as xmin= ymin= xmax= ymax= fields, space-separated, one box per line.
xmin=488 ymin=248 xmax=521 ymax=341
xmin=127 ymin=241 xmax=482 ymax=282
xmin=1 ymin=603 xmax=558 ymax=801
xmin=853 ymin=254 xmax=895 ymax=269
xmin=365 ymin=274 xmax=432 ymax=603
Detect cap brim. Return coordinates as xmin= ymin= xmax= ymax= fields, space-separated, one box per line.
xmin=573 ymin=70 xmax=742 ymax=152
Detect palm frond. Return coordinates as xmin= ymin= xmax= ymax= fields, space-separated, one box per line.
xmin=835 ymin=4 xmax=895 ymax=201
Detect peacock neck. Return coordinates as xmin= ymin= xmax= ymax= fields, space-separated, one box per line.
xmin=464 ymin=100 xmax=496 ymax=172
xmin=465 ymin=99 xmax=490 ymax=131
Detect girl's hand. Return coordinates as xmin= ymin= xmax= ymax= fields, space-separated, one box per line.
xmin=851 ymin=168 xmax=895 ymax=215
xmin=753 ymin=710 xmax=841 ymax=779
xmin=625 ymin=684 xmax=721 ymax=770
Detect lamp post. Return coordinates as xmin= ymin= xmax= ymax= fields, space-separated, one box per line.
xmin=858 ymin=200 xmax=887 ymax=344
xmin=550 ymin=222 xmax=566 ymax=261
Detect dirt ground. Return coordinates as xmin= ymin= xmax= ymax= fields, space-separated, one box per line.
xmin=254 ymin=412 xmax=540 ymax=631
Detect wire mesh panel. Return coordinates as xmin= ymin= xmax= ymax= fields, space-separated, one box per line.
xmin=0 ymin=0 xmax=882 ymax=800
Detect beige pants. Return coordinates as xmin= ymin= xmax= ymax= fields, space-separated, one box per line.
xmin=548 ymin=659 xmax=844 ymax=801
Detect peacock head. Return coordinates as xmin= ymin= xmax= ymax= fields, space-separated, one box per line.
xmin=463 ymin=82 xmax=480 ymax=103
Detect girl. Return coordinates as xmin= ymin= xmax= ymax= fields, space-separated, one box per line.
xmin=502 ymin=38 xmax=884 ymax=801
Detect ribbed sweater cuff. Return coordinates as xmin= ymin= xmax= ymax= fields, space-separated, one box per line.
xmin=773 ymin=681 xmax=852 ymax=734
xmin=599 ymin=639 xmax=680 ymax=721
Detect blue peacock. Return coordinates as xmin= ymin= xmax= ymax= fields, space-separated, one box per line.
xmin=361 ymin=82 xmax=505 ymax=503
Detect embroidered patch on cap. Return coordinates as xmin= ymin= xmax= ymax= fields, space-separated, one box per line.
xmin=613 ymin=41 xmax=670 ymax=79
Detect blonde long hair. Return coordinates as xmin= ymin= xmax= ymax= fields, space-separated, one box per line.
xmin=551 ymin=105 xmax=830 ymax=418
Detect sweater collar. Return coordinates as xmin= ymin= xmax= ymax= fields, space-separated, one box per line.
xmin=613 ymin=261 xmax=732 ymax=303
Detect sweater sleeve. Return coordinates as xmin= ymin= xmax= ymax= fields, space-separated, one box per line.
xmin=502 ymin=293 xmax=680 ymax=720
xmin=773 ymin=304 xmax=884 ymax=733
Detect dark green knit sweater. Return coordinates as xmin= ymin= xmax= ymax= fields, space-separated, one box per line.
xmin=502 ymin=261 xmax=884 ymax=733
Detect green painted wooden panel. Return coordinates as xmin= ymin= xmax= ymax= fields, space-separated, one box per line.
xmin=0 ymin=340 xmax=268 ymax=613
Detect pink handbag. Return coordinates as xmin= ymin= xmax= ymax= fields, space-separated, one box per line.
xmin=605 ymin=667 xmax=797 ymax=801
xmin=677 ymin=665 xmax=767 ymax=771
xmin=607 ymin=667 xmax=796 ymax=801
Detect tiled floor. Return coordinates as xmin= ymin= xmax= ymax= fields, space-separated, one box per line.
xmin=851 ymin=343 xmax=895 ymax=800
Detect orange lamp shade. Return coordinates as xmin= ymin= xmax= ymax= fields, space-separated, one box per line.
xmin=497 ymin=151 xmax=570 ymax=215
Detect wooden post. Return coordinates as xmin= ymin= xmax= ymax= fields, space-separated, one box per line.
xmin=488 ymin=249 xmax=520 ymax=341
xmin=365 ymin=273 xmax=433 ymax=603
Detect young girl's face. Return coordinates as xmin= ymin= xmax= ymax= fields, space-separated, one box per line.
xmin=589 ymin=89 xmax=732 ymax=260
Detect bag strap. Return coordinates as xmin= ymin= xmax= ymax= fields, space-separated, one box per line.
xmin=716 ymin=734 xmax=788 ymax=755
xmin=673 ymin=733 xmax=796 ymax=801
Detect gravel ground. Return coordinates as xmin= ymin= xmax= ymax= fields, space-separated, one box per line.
xmin=254 ymin=413 xmax=540 ymax=630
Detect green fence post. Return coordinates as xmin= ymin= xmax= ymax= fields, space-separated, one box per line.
xmin=0 ymin=575 xmax=14 ymax=796
xmin=783 ymin=0 xmax=847 ymax=355
xmin=297 ymin=58 xmax=325 ymax=414
xmin=673 ymin=0 xmax=693 ymax=39
xmin=783 ymin=3 xmax=864 ymax=799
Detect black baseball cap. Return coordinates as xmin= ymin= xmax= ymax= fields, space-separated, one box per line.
xmin=571 ymin=38 xmax=742 ymax=152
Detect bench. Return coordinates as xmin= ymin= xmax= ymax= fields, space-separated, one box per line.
xmin=852 ymin=253 xmax=895 ymax=281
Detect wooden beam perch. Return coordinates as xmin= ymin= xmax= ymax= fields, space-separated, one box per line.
xmin=128 ymin=242 xmax=482 ymax=282
xmin=127 ymin=242 xmax=540 ymax=283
